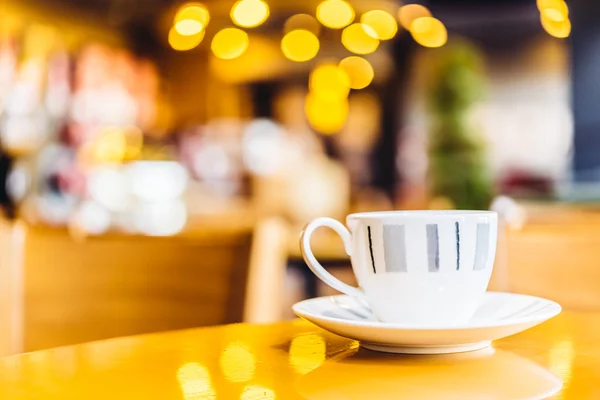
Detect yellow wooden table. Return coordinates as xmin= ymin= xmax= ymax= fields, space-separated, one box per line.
xmin=0 ymin=312 xmax=596 ymax=399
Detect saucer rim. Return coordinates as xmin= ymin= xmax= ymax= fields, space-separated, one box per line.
xmin=292 ymin=291 xmax=562 ymax=331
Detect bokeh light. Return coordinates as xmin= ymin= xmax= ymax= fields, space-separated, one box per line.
xmin=169 ymin=27 xmax=205 ymax=51
xmin=541 ymin=14 xmax=571 ymax=38
xmin=537 ymin=0 xmax=569 ymax=22
xmin=361 ymin=10 xmax=398 ymax=40
xmin=309 ymin=64 xmax=351 ymax=100
xmin=341 ymin=23 xmax=379 ymax=55
xmin=339 ymin=56 xmax=374 ymax=89
xmin=94 ymin=127 xmax=127 ymax=163
xmin=211 ymin=28 xmax=249 ymax=60
xmin=398 ymin=4 xmax=431 ymax=30
xmin=410 ymin=17 xmax=448 ymax=48
xmin=281 ymin=30 xmax=320 ymax=62
xmin=127 ymin=161 xmax=189 ymax=202
xmin=316 ymin=0 xmax=355 ymax=29
xmin=174 ymin=3 xmax=210 ymax=30
xmin=231 ymin=0 xmax=270 ymax=28
xmin=284 ymin=14 xmax=321 ymax=36
xmin=305 ymin=91 xmax=349 ymax=134
xmin=174 ymin=19 xmax=203 ymax=36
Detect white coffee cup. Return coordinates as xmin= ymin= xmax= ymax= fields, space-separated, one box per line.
xmin=300 ymin=211 xmax=498 ymax=325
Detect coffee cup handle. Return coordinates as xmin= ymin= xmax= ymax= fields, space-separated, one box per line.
xmin=300 ymin=217 xmax=366 ymax=300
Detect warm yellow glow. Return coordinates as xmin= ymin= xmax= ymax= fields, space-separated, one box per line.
xmin=176 ymin=362 xmax=216 ymax=400
xmin=537 ymin=0 xmax=569 ymax=21
xmin=240 ymin=385 xmax=276 ymax=400
xmin=289 ymin=333 xmax=328 ymax=373
xmin=316 ymin=0 xmax=355 ymax=29
xmin=169 ymin=27 xmax=205 ymax=51
xmin=123 ymin=126 xmax=144 ymax=159
xmin=284 ymin=14 xmax=321 ymax=36
xmin=398 ymin=4 xmax=431 ymax=30
xmin=281 ymin=29 xmax=320 ymax=62
xmin=540 ymin=14 xmax=571 ymax=38
xmin=175 ymin=19 xmax=203 ymax=36
xmin=175 ymin=3 xmax=210 ymax=28
xmin=94 ymin=128 xmax=127 ymax=163
xmin=219 ymin=343 xmax=256 ymax=383
xmin=231 ymin=0 xmax=270 ymax=28
xmin=341 ymin=23 xmax=379 ymax=55
xmin=361 ymin=10 xmax=397 ymax=40
xmin=309 ymin=64 xmax=350 ymax=100
xmin=339 ymin=56 xmax=374 ymax=89
xmin=211 ymin=28 xmax=249 ymax=59
xmin=410 ymin=17 xmax=448 ymax=48
xmin=305 ymin=92 xmax=350 ymax=134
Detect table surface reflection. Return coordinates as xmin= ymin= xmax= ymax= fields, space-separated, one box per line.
xmin=0 ymin=312 xmax=597 ymax=399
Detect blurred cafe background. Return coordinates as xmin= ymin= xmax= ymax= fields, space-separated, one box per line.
xmin=0 ymin=0 xmax=595 ymax=356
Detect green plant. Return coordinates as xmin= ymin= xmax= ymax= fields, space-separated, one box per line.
xmin=426 ymin=42 xmax=494 ymax=210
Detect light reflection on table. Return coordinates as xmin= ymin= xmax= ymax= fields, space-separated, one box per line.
xmin=0 ymin=313 xmax=596 ymax=399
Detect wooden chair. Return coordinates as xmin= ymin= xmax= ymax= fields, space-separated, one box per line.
xmin=0 ymin=217 xmax=289 ymax=355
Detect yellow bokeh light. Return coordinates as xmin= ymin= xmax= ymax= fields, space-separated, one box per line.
xmin=310 ymin=64 xmax=351 ymax=100
xmin=305 ymin=92 xmax=349 ymax=134
xmin=219 ymin=342 xmax=256 ymax=383
xmin=398 ymin=4 xmax=431 ymax=30
xmin=281 ymin=29 xmax=320 ymax=62
xmin=341 ymin=23 xmax=379 ymax=55
xmin=231 ymin=0 xmax=270 ymax=28
xmin=537 ymin=0 xmax=568 ymax=22
xmin=175 ymin=3 xmax=210 ymax=28
xmin=169 ymin=27 xmax=205 ymax=51
xmin=240 ymin=385 xmax=276 ymax=400
xmin=211 ymin=28 xmax=249 ymax=60
xmin=175 ymin=19 xmax=203 ymax=36
xmin=316 ymin=0 xmax=355 ymax=29
xmin=361 ymin=10 xmax=398 ymax=40
xmin=284 ymin=14 xmax=321 ymax=36
xmin=289 ymin=333 xmax=327 ymax=373
xmin=541 ymin=14 xmax=571 ymax=38
xmin=339 ymin=56 xmax=374 ymax=89
xmin=176 ymin=362 xmax=216 ymax=400
xmin=123 ymin=126 xmax=144 ymax=159
xmin=410 ymin=17 xmax=447 ymax=48
xmin=94 ymin=128 xmax=127 ymax=163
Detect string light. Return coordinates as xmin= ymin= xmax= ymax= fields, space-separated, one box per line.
xmin=398 ymin=4 xmax=431 ymax=30
xmin=169 ymin=27 xmax=205 ymax=51
xmin=540 ymin=14 xmax=571 ymax=38
xmin=339 ymin=56 xmax=374 ymax=89
xmin=231 ymin=0 xmax=270 ymax=28
xmin=341 ymin=23 xmax=379 ymax=55
xmin=361 ymin=10 xmax=397 ymax=40
xmin=410 ymin=17 xmax=447 ymax=48
xmin=537 ymin=0 xmax=569 ymax=22
xmin=309 ymin=64 xmax=351 ymax=100
xmin=211 ymin=28 xmax=249 ymax=59
xmin=305 ymin=92 xmax=349 ymax=134
xmin=174 ymin=3 xmax=210 ymax=31
xmin=316 ymin=0 xmax=355 ymax=29
xmin=281 ymin=29 xmax=320 ymax=62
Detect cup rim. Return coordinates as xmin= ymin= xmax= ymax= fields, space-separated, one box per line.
xmin=347 ymin=210 xmax=497 ymax=220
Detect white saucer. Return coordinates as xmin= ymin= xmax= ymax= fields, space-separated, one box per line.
xmin=292 ymin=292 xmax=561 ymax=354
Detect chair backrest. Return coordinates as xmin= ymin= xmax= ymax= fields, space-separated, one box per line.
xmin=16 ymin=222 xmax=256 ymax=352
